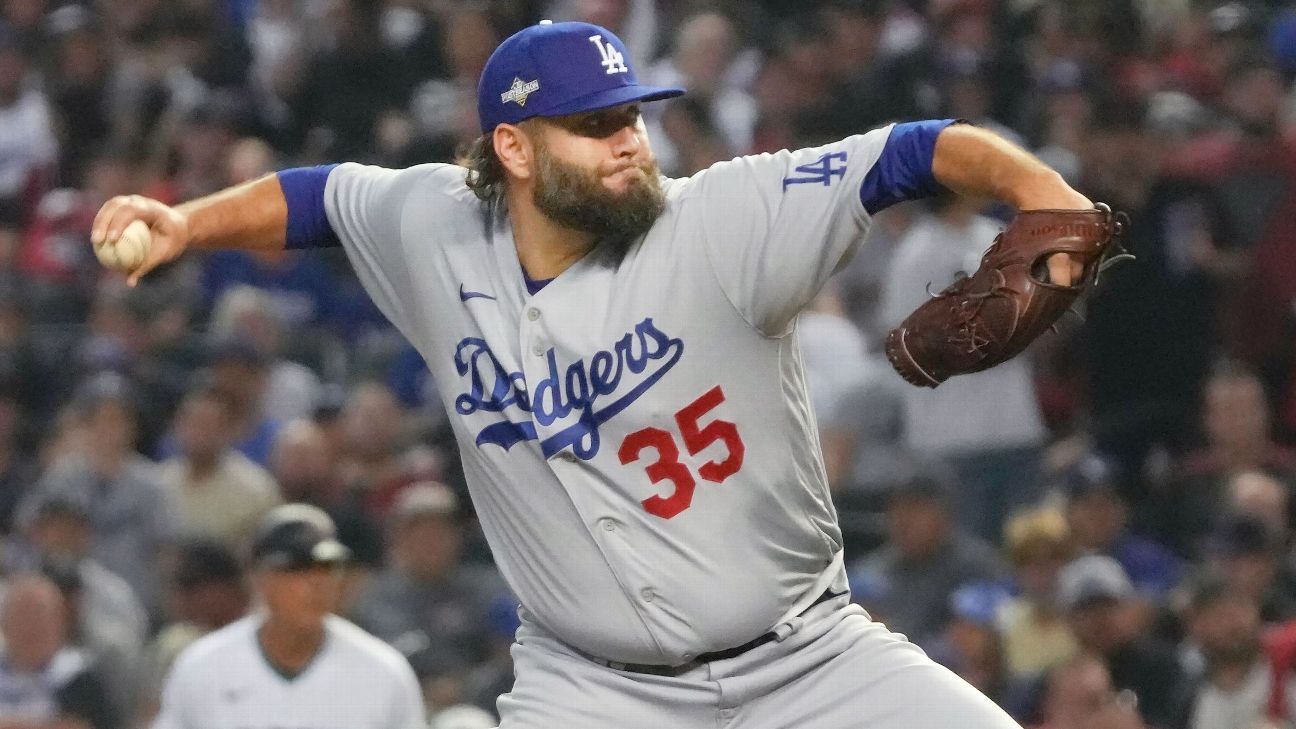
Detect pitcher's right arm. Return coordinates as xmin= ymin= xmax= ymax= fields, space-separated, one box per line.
xmin=92 ymin=174 xmax=286 ymax=286
xmin=91 ymin=165 xmax=343 ymax=286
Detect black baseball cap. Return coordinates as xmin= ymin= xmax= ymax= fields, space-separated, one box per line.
xmin=249 ymin=504 xmax=351 ymax=571
xmin=174 ymin=538 xmax=243 ymax=589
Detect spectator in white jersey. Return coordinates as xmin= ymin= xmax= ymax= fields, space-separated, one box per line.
xmin=151 ymin=503 xmax=427 ymax=729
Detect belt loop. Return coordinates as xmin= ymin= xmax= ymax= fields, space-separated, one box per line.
xmin=773 ymin=616 xmax=803 ymax=642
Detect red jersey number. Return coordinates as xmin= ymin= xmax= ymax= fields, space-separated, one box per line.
xmin=619 ymin=386 xmax=746 ymax=519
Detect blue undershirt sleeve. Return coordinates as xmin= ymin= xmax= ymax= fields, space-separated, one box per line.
xmin=278 ymin=164 xmax=341 ymax=249
xmin=858 ymin=119 xmax=959 ymax=215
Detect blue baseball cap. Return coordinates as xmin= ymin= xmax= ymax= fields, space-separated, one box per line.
xmin=477 ymin=21 xmax=684 ymax=133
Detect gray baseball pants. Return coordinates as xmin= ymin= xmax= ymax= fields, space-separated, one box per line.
xmin=496 ymin=597 xmax=1022 ymax=728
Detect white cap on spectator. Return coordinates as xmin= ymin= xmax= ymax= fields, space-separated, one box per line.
xmin=392 ymin=481 xmax=459 ymax=522
xmin=1058 ymin=555 xmax=1134 ymax=610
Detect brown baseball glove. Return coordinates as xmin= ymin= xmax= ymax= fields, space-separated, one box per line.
xmin=885 ymin=203 xmax=1131 ymax=388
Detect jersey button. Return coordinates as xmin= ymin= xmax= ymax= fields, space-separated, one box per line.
xmin=640 ymin=588 xmax=655 ymax=603
xmin=527 ymin=308 xmax=541 ymax=321
xmin=531 ymin=342 xmax=545 ymax=356
xmin=601 ymin=519 xmax=616 ymax=532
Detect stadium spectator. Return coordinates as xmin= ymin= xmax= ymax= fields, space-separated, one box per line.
xmin=0 ymin=378 xmax=35 ymax=533
xmin=21 ymin=372 xmax=176 ymax=616
xmin=201 ymin=247 xmax=349 ymax=341
xmin=1153 ymin=362 xmax=1296 ymax=559
xmin=1079 ymin=101 xmax=1232 ymax=496
xmin=10 ymin=492 xmax=148 ymax=650
xmin=997 ymin=507 xmax=1079 ymax=682
xmin=138 ymin=539 xmax=249 ymax=723
xmin=548 ymin=0 xmax=660 ymax=71
xmin=144 ymin=96 xmax=245 ymax=207
xmin=244 ymin=0 xmax=310 ymax=137
xmin=927 ymin=581 xmax=1014 ymax=706
xmin=207 ymin=285 xmax=326 ymax=421
xmin=37 ymin=556 xmax=142 ymax=727
xmin=74 ymin=283 xmax=193 ymax=453
xmin=18 ymin=152 xmax=129 ymax=317
xmin=350 ymin=482 xmax=503 ymax=711
xmin=1203 ymin=514 xmax=1296 ymax=624
xmin=1059 ymin=555 xmax=1190 ymax=728
xmin=1226 ymin=470 xmax=1292 ymax=547
xmin=798 ymin=287 xmax=903 ymax=496
xmin=269 ymin=418 xmax=383 ymax=569
xmin=643 ymin=11 xmax=757 ymax=173
xmin=1060 ymin=453 xmax=1180 ymax=599
xmin=1035 ymin=653 xmax=1146 ymax=729
xmin=43 ymin=5 xmax=115 ymax=189
xmin=1180 ymin=573 xmax=1280 ymax=729
xmin=0 ymin=22 xmax=56 ymax=229
xmin=0 ymin=574 xmax=119 ymax=729
xmin=197 ymin=336 xmax=283 ymax=467
xmin=290 ymin=0 xmax=414 ymax=162
xmin=336 ymin=381 xmax=432 ymax=518
xmin=157 ymin=382 xmax=281 ymax=545
xmin=850 ymin=470 xmax=1004 ymax=647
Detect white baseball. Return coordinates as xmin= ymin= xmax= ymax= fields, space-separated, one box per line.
xmin=95 ymin=219 xmax=151 ymax=271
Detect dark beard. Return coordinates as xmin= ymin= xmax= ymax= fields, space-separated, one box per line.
xmin=532 ymin=144 xmax=665 ymax=247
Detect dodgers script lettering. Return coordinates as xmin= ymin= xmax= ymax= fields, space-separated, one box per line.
xmin=453 ymin=317 xmax=685 ymax=460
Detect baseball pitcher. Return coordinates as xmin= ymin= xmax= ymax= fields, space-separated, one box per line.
xmin=96 ymin=20 xmax=1125 ymax=729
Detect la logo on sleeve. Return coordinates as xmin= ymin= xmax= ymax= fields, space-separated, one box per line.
xmin=589 ymin=34 xmax=628 ymax=75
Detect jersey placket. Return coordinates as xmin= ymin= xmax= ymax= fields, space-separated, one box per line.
xmin=515 ymin=288 xmax=677 ymax=662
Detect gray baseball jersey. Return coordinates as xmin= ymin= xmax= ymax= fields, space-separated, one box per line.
xmin=314 ymin=122 xmax=947 ymax=668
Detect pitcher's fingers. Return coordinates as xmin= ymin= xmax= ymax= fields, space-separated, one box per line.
xmin=125 ymin=240 xmax=166 ymax=288
xmin=96 ymin=201 xmax=149 ymax=249
xmin=1051 ymin=252 xmax=1085 ymax=286
xmin=1046 ymin=253 xmax=1070 ymax=286
xmin=91 ymin=196 xmax=132 ymax=246
xmin=126 ymin=256 xmax=157 ymax=288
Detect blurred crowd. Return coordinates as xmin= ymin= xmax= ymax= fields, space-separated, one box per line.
xmin=0 ymin=0 xmax=1292 ymax=728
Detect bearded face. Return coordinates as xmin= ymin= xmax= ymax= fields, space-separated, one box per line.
xmin=529 ymin=124 xmax=666 ymax=247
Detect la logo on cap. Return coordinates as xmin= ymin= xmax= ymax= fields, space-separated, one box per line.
xmin=589 ymin=34 xmax=628 ymax=75
xmin=501 ymin=77 xmax=540 ymax=107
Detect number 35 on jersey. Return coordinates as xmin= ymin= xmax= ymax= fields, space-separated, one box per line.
xmin=620 ymin=386 xmax=745 ymax=519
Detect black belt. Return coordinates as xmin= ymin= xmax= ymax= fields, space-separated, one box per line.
xmin=582 ymin=588 xmax=847 ymax=677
